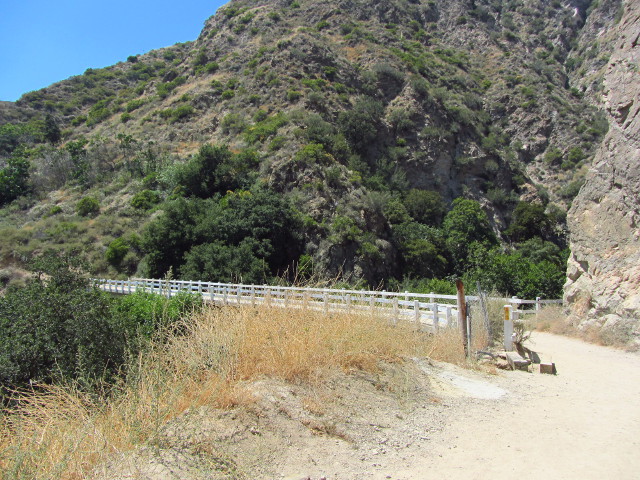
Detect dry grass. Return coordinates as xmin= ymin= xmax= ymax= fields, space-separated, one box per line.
xmin=532 ymin=305 xmax=634 ymax=349
xmin=0 ymin=304 xmax=468 ymax=479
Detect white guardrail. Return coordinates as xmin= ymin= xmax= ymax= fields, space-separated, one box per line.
xmin=92 ymin=278 xmax=562 ymax=333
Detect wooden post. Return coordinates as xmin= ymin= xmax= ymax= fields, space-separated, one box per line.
xmin=466 ymin=301 xmax=472 ymax=356
xmin=456 ymin=279 xmax=468 ymax=357
xmin=414 ymin=300 xmax=420 ymax=325
xmin=536 ymin=297 xmax=541 ymax=311
xmin=446 ymin=306 xmax=452 ymax=327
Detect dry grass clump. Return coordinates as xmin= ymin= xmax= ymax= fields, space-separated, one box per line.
xmin=533 ymin=305 xmax=635 ymax=349
xmin=0 ymin=304 xmax=465 ymax=479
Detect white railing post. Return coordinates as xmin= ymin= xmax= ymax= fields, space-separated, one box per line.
xmin=414 ymin=300 xmax=420 ymax=324
xmin=346 ymin=294 xmax=351 ymax=312
xmin=393 ymin=296 xmax=399 ymax=323
xmin=504 ymin=305 xmax=514 ymax=351
xmin=536 ymin=296 xmax=541 ymax=311
xmin=431 ymin=303 xmax=439 ymax=332
xmin=446 ymin=306 xmax=452 ymax=327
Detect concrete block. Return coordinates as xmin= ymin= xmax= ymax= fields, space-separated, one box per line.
xmin=505 ymin=351 xmax=531 ymax=371
xmin=539 ymin=362 xmax=557 ymax=375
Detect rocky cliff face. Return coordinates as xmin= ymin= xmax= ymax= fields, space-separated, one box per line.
xmin=565 ymin=0 xmax=640 ymax=342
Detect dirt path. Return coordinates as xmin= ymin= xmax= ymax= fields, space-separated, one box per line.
xmin=95 ymin=332 xmax=640 ymax=480
xmin=401 ymin=332 xmax=640 ymax=480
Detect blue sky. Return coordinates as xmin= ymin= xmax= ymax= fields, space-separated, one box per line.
xmin=0 ymin=0 xmax=229 ymax=102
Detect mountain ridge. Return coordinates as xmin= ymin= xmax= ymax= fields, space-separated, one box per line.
xmin=0 ymin=0 xmax=632 ymax=327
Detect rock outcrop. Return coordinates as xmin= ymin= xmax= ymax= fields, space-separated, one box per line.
xmin=565 ymin=0 xmax=640 ymax=343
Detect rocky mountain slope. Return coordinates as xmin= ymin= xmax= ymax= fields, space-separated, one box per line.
xmin=0 ymin=0 xmax=629 ymax=305
xmin=565 ymin=0 xmax=639 ymax=340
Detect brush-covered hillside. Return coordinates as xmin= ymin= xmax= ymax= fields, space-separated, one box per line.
xmin=0 ymin=0 xmax=623 ymax=296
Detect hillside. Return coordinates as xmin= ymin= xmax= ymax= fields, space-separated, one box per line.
xmin=0 ymin=0 xmax=624 ymax=299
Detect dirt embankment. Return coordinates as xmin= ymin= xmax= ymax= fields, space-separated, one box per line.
xmin=94 ymin=332 xmax=640 ymax=480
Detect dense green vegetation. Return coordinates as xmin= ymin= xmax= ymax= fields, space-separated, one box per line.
xmin=0 ymin=0 xmax=610 ymax=301
xmin=0 ymin=252 xmax=202 ymax=402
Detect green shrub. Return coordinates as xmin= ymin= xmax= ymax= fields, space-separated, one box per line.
xmin=126 ymin=98 xmax=145 ymax=112
xmin=204 ymin=61 xmax=219 ymax=73
xmin=111 ymin=291 xmax=202 ymax=344
xmin=221 ymin=113 xmax=247 ymax=134
xmin=544 ymin=146 xmax=563 ymax=165
xmin=244 ymin=113 xmax=288 ymax=144
xmin=0 ymin=151 xmax=30 ymax=206
xmin=287 ymin=90 xmax=303 ymax=102
xmin=76 ymin=196 xmax=100 ymax=217
xmin=0 ymin=252 xmax=123 ymax=398
xmin=45 ymin=205 xmax=63 ymax=217
xmin=403 ymin=189 xmax=445 ymax=226
xmin=131 ymin=189 xmax=160 ymax=210
xmin=105 ymin=238 xmax=129 ymax=267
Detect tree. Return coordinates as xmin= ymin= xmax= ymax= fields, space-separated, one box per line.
xmin=403 ymin=189 xmax=445 ymax=226
xmin=174 ymin=144 xmax=256 ymax=198
xmin=43 ymin=114 xmax=61 ymax=144
xmin=0 ymin=149 xmax=30 ymax=205
xmin=180 ymin=238 xmax=269 ymax=283
xmin=505 ymin=202 xmax=552 ymax=242
xmin=338 ymin=97 xmax=384 ymax=155
xmin=141 ymin=197 xmax=203 ymax=277
xmin=443 ymin=198 xmax=497 ymax=272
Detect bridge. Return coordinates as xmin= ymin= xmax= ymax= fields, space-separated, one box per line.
xmin=94 ymin=277 xmax=562 ymax=333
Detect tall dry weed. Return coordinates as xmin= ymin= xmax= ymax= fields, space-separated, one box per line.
xmin=0 ymin=304 xmax=466 ymax=479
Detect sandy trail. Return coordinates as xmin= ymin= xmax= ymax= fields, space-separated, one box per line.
xmin=95 ymin=332 xmax=640 ymax=480
xmin=409 ymin=332 xmax=640 ymax=479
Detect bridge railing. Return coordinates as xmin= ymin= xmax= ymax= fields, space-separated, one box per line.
xmin=93 ymin=278 xmax=563 ymax=332
xmin=93 ymin=278 xmax=463 ymax=331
